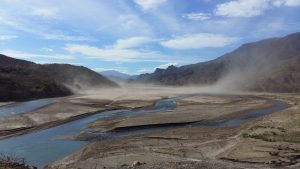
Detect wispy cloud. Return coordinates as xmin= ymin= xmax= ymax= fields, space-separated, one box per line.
xmin=42 ymin=33 xmax=96 ymax=41
xmin=64 ymin=36 xmax=167 ymax=62
xmin=161 ymin=33 xmax=238 ymax=49
xmin=113 ymin=36 xmax=154 ymax=49
xmin=0 ymin=35 xmax=18 ymax=41
xmin=31 ymin=7 xmax=59 ymax=19
xmin=93 ymin=67 xmax=129 ymax=74
xmin=64 ymin=43 xmax=163 ymax=62
xmin=1 ymin=50 xmax=75 ymax=60
xmin=137 ymin=68 xmax=154 ymax=74
xmin=182 ymin=13 xmax=210 ymax=21
xmin=215 ymin=0 xmax=300 ymax=18
xmin=133 ymin=0 xmax=168 ymax=10
xmin=215 ymin=0 xmax=270 ymax=17
xmin=157 ymin=62 xmax=178 ymax=69
xmin=64 ymin=38 xmax=199 ymax=63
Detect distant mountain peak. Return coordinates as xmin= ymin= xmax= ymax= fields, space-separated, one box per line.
xmin=100 ymin=70 xmax=136 ymax=80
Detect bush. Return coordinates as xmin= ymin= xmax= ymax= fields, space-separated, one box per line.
xmin=0 ymin=154 xmax=36 ymax=169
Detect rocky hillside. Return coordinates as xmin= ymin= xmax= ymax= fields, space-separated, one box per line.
xmin=137 ymin=32 xmax=300 ymax=92
xmin=0 ymin=54 xmax=118 ymax=102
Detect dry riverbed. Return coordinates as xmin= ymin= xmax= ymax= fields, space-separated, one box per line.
xmin=219 ymin=94 xmax=300 ymax=166
xmin=0 ymin=92 xmax=158 ymax=139
xmin=1 ymin=86 xmax=299 ymax=169
xmin=46 ymin=92 xmax=299 ymax=169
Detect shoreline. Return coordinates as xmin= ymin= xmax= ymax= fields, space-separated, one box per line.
xmin=47 ymin=94 xmax=296 ymax=169
xmin=0 ymin=107 xmax=118 ymax=140
xmin=0 ymin=90 xmax=298 ymax=169
xmin=0 ymin=93 xmax=160 ymax=140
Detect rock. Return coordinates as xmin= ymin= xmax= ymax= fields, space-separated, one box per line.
xmin=131 ymin=161 xmax=142 ymax=167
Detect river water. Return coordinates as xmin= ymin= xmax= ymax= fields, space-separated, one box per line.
xmin=0 ymin=98 xmax=176 ymax=168
xmin=0 ymin=98 xmax=54 ymax=118
xmin=0 ymin=97 xmax=290 ymax=168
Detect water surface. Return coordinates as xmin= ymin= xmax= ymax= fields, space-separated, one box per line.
xmin=0 ymin=98 xmax=55 ymax=118
xmin=0 ymin=98 xmax=176 ymax=168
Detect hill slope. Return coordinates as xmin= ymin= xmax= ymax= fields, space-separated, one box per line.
xmin=0 ymin=54 xmax=118 ymax=101
xmin=137 ymin=32 xmax=300 ymax=92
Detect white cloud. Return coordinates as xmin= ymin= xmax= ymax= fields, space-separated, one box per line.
xmin=137 ymin=62 xmax=178 ymax=74
xmin=0 ymin=35 xmax=17 ymax=41
xmin=137 ymin=68 xmax=154 ymax=74
xmin=182 ymin=13 xmax=210 ymax=21
xmin=64 ymin=44 xmax=163 ymax=62
xmin=31 ymin=7 xmax=59 ymax=19
xmin=215 ymin=0 xmax=270 ymax=17
xmin=215 ymin=0 xmax=300 ymax=18
xmin=0 ymin=1 xmax=153 ymax=41
xmin=157 ymin=62 xmax=178 ymax=69
xmin=64 ymin=41 xmax=197 ymax=63
xmin=35 ymin=61 xmax=82 ymax=65
xmin=1 ymin=50 xmax=75 ymax=60
xmin=93 ymin=67 xmax=129 ymax=74
xmin=161 ymin=33 xmax=238 ymax=50
xmin=64 ymin=36 xmax=170 ymax=62
xmin=133 ymin=0 xmax=168 ymax=10
xmin=42 ymin=33 xmax=96 ymax=41
xmin=42 ymin=48 xmax=54 ymax=52
xmin=113 ymin=36 xmax=154 ymax=49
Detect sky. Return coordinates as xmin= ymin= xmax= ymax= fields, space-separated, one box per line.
xmin=0 ymin=0 xmax=299 ymax=75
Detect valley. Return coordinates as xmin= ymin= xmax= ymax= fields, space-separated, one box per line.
xmin=1 ymin=32 xmax=300 ymax=169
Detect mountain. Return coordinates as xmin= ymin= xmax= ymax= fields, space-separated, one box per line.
xmin=100 ymin=70 xmax=137 ymax=80
xmin=43 ymin=64 xmax=119 ymax=90
xmin=0 ymin=54 xmax=118 ymax=101
xmin=137 ymin=32 xmax=300 ymax=92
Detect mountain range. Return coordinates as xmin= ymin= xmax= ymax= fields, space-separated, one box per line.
xmin=0 ymin=54 xmax=118 ymax=101
xmin=100 ymin=70 xmax=137 ymax=80
xmin=1 ymin=32 xmax=300 ymax=101
xmin=137 ymin=32 xmax=300 ymax=93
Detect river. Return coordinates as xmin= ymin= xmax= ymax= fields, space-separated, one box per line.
xmin=0 ymin=97 xmax=290 ymax=168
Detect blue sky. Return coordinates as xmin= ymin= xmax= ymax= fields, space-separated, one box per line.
xmin=0 ymin=0 xmax=299 ymax=75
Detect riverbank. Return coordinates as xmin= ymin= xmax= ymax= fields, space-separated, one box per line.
xmin=0 ymin=92 xmax=159 ymax=140
xmin=219 ymin=94 xmax=300 ymax=166
xmin=1 ymin=87 xmax=298 ymax=169
xmin=0 ymin=86 xmax=233 ymax=139
xmin=0 ymin=97 xmax=111 ymax=139
xmin=47 ymin=93 xmax=296 ymax=169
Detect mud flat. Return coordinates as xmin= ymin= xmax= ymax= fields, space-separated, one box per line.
xmin=0 ymin=88 xmax=162 ymax=168
xmin=86 ymin=95 xmax=270 ymax=132
xmin=0 ymin=102 xmax=15 ymax=107
xmin=0 ymin=97 xmax=110 ymax=139
xmin=218 ymin=94 xmax=300 ymax=166
xmin=1 ymin=86 xmax=298 ymax=169
xmin=47 ymin=93 xmax=295 ymax=169
xmin=0 ymin=94 xmax=157 ymax=139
